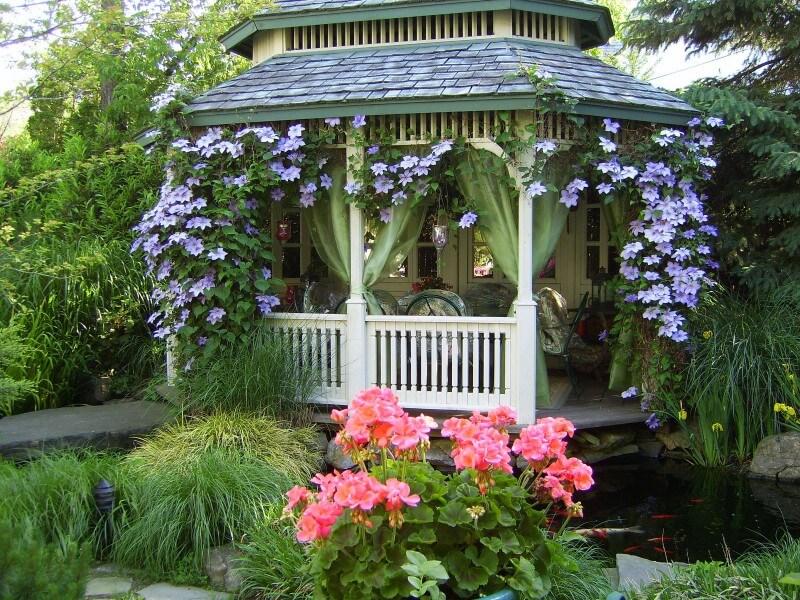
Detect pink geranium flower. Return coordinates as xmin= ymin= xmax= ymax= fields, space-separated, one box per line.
xmin=285 ymin=485 xmax=310 ymax=510
xmin=384 ymin=478 xmax=420 ymax=511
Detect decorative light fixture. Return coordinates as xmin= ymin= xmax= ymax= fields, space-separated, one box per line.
xmin=432 ymin=223 xmax=448 ymax=277
xmin=93 ymin=479 xmax=115 ymax=558
xmin=275 ymin=219 xmax=292 ymax=245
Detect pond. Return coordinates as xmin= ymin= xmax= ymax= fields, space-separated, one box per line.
xmin=569 ymin=457 xmax=800 ymax=563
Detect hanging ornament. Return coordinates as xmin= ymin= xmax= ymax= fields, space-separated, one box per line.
xmin=276 ymin=219 xmax=292 ymax=245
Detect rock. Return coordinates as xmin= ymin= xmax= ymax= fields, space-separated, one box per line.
xmin=84 ymin=576 xmax=132 ymax=597
xmin=579 ymin=443 xmax=639 ymax=465
xmin=574 ymin=431 xmax=601 ymax=446
xmin=603 ymin=567 xmax=620 ymax=591
xmin=655 ymin=429 xmax=691 ymax=451
xmin=204 ymin=545 xmax=243 ymax=592
xmin=426 ymin=439 xmax=455 ymax=469
xmin=750 ymin=477 xmax=800 ymax=522
xmin=313 ymin=431 xmax=329 ymax=453
xmin=750 ymin=432 xmax=800 ymax=482
xmin=637 ymin=440 xmax=665 ymax=458
xmin=136 ymin=583 xmax=231 ymax=600
xmin=0 ymin=400 xmax=174 ymax=461
xmin=616 ymin=554 xmax=688 ymax=591
xmin=577 ymin=427 xmax=636 ymax=453
xmin=324 ymin=438 xmax=355 ymax=470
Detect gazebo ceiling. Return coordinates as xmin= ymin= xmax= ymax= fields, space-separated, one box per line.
xmin=185 ymin=38 xmax=696 ymax=127
xmin=221 ymin=0 xmax=615 ymax=56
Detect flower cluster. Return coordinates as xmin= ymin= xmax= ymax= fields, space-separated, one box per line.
xmin=586 ymin=117 xmax=721 ymax=345
xmin=286 ymin=471 xmax=420 ymax=541
xmin=410 ymin=275 xmax=452 ymax=293
xmin=331 ymin=387 xmax=437 ymax=465
xmin=347 ymin=129 xmax=454 ymax=223
xmin=133 ymin=122 xmax=337 ymax=360
xmin=284 ymin=389 xmax=592 ymax=598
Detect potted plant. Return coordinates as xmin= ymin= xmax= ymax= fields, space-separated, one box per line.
xmin=283 ymin=388 xmax=593 ymax=599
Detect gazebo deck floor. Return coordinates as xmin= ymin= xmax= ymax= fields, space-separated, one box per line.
xmin=312 ymin=373 xmax=647 ymax=433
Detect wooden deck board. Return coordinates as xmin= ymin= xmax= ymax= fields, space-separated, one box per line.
xmin=312 ymin=374 xmax=647 ymax=432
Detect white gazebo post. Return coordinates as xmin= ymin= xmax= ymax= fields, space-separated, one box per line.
xmin=344 ymin=136 xmax=369 ymax=399
xmin=514 ymin=177 xmax=537 ymax=425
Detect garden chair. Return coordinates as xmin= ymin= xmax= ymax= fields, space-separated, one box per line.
xmin=538 ymin=288 xmax=605 ymax=396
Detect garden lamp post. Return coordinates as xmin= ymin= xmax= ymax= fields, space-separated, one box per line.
xmin=93 ymin=479 xmax=115 ymax=558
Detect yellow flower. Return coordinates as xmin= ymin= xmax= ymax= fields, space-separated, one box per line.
xmin=678 ymin=409 xmax=687 ymax=421
xmin=787 ymin=406 xmax=797 ymax=417
xmin=702 ymin=330 xmax=713 ymax=339
xmin=711 ymin=422 xmax=723 ymax=433
xmin=775 ymin=403 xmax=787 ymax=413
xmin=789 ymin=374 xmax=796 ymax=382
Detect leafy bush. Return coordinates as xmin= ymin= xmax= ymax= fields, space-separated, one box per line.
xmin=0 ymin=450 xmax=129 ymax=549
xmin=631 ymin=536 xmax=800 ymax=600
xmin=237 ymin=507 xmax=315 ymax=600
xmin=176 ymin=327 xmax=318 ymax=423
xmin=284 ymin=389 xmax=593 ymax=599
xmin=0 ymin=226 xmax=157 ymax=413
xmin=0 ymin=319 xmax=36 ymax=416
xmin=114 ymin=414 xmax=320 ymax=575
xmin=0 ymin=517 xmax=91 ymax=600
xmin=673 ymin=286 xmax=800 ymax=465
xmin=0 ymin=137 xmax=162 ymax=412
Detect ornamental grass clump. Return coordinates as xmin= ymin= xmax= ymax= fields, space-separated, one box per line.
xmin=114 ymin=413 xmax=320 ymax=575
xmin=283 ymin=387 xmax=593 ymax=600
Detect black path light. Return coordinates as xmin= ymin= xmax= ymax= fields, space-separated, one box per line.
xmin=93 ymin=479 xmax=116 ymax=558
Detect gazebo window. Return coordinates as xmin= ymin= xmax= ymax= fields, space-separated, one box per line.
xmin=286 ymin=12 xmax=495 ymax=51
xmin=511 ymin=10 xmax=569 ymax=43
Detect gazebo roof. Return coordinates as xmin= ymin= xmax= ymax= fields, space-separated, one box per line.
xmin=185 ymin=38 xmax=696 ymax=126
xmin=222 ymin=0 xmax=615 ymax=56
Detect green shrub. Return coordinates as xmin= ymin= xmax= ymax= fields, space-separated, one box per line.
xmin=630 ymin=536 xmax=800 ymax=599
xmin=0 ymin=517 xmax=91 ymax=600
xmin=0 ymin=450 xmax=130 ymax=549
xmin=0 ymin=319 xmax=36 ymax=416
xmin=677 ymin=286 xmax=800 ymax=465
xmin=237 ymin=506 xmax=315 ymax=600
xmin=177 ymin=327 xmax=318 ymax=424
xmin=114 ymin=414 xmax=321 ymax=575
xmin=0 ymin=228 xmax=157 ymax=413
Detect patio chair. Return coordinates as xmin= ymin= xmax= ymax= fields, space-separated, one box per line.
xmin=406 ymin=289 xmax=472 ymax=317
xmin=462 ymin=283 xmax=515 ymax=317
xmin=538 ymin=288 xmax=605 ymax=396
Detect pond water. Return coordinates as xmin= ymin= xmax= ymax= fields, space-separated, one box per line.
xmin=569 ymin=457 xmax=800 ymax=563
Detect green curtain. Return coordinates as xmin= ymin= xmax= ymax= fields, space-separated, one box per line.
xmin=530 ymin=159 xmax=573 ymax=406
xmin=600 ymin=194 xmax=637 ymax=392
xmin=363 ymin=198 xmax=431 ymax=314
xmin=454 ymin=149 xmax=520 ymax=285
xmin=305 ymin=164 xmax=350 ymax=283
xmin=454 ymin=148 xmax=572 ymax=407
xmin=306 ymin=164 xmax=430 ymax=315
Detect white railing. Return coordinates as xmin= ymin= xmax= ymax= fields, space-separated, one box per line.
xmin=366 ymin=315 xmax=516 ymax=412
xmin=264 ymin=313 xmax=348 ymax=405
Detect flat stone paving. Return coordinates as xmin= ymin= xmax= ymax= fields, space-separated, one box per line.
xmin=0 ymin=400 xmax=174 ymax=460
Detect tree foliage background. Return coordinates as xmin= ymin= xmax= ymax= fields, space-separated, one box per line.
xmin=626 ymin=0 xmax=800 ymax=292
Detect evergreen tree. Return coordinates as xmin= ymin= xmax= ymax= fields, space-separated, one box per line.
xmin=627 ymin=0 xmax=799 ymax=292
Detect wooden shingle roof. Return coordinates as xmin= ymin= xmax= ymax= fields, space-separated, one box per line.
xmin=185 ymin=39 xmax=695 ymax=126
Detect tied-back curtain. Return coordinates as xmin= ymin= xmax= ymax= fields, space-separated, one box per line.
xmin=363 ymin=198 xmax=431 ymax=314
xmin=601 ymin=194 xmax=636 ymax=392
xmin=454 ymin=148 xmax=572 ymax=406
xmin=305 ymin=164 xmax=350 ymax=283
xmin=531 ymin=159 xmax=572 ymax=406
xmin=454 ymin=148 xmax=520 ymax=285
xmin=306 ymin=163 xmax=430 ymax=315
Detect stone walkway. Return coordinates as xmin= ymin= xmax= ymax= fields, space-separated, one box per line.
xmin=0 ymin=400 xmax=173 ymax=460
xmin=85 ymin=576 xmax=230 ymax=599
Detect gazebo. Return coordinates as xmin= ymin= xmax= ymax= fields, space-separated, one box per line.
xmin=179 ymin=0 xmax=695 ymax=424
